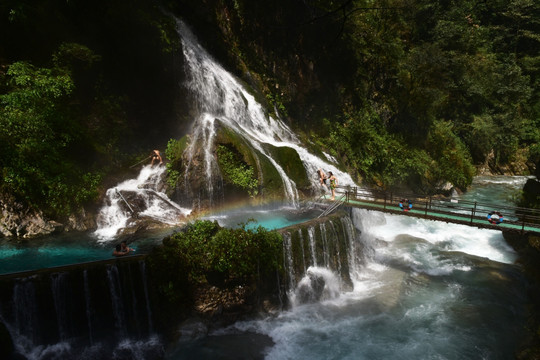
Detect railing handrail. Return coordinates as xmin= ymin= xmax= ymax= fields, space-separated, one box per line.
xmin=331 ymin=185 xmax=540 ymax=233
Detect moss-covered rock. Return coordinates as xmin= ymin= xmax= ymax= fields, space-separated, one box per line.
xmin=264 ymin=144 xmax=310 ymax=191
xmin=214 ymin=125 xmax=298 ymax=201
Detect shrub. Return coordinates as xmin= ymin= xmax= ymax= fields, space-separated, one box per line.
xmin=149 ymin=220 xmax=283 ymax=288
xmin=217 ymin=145 xmax=259 ymax=196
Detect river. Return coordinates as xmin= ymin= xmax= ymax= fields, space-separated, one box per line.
xmin=164 ymin=176 xmax=531 ymax=360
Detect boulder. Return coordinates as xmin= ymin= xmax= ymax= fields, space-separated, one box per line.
xmin=0 ymin=195 xmax=62 ymax=238
xmin=0 ymin=194 xmax=95 ymax=238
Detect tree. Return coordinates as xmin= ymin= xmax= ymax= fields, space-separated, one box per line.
xmin=0 ymin=46 xmax=100 ymax=216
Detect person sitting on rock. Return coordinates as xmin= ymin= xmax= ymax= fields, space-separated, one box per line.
xmin=150 ymin=150 xmax=163 ymax=166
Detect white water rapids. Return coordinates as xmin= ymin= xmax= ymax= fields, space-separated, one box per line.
xmin=167 ymin=202 xmax=526 ymax=360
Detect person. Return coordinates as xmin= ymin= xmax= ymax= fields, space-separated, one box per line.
xmin=120 ymin=241 xmax=134 ymax=254
xmin=317 ymin=169 xmax=328 ymax=190
xmin=113 ymin=244 xmax=126 ymax=257
xmin=328 ymin=171 xmax=338 ymax=201
xmin=399 ymin=199 xmax=412 ymax=211
xmin=150 ymin=149 xmax=163 ymax=166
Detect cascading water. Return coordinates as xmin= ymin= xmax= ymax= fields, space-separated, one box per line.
xmin=1 ymin=260 xmax=163 ymax=360
xmin=107 ymin=265 xmax=128 ymax=338
xmin=51 ymin=272 xmax=71 ymax=342
xmin=170 ymin=207 xmax=527 ymax=359
xmin=282 ymin=232 xmax=296 ymax=297
xmin=83 ymin=270 xmax=94 ymax=345
xmin=307 ymin=226 xmax=317 ymax=266
xmin=94 ymin=165 xmax=191 ymax=241
xmin=177 ymin=19 xmax=355 ymax=207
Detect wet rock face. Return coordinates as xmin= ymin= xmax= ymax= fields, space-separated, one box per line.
xmin=0 ymin=195 xmax=94 ymax=238
xmin=0 ymin=196 xmax=62 ymax=238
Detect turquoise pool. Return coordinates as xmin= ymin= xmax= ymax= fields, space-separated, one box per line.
xmin=201 ymin=206 xmax=320 ymax=230
xmin=0 ymin=232 xmax=163 ymax=275
xmin=0 ymin=206 xmax=321 ymax=275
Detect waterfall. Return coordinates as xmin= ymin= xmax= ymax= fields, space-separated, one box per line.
xmin=83 ymin=270 xmax=94 ymax=345
xmin=307 ymin=226 xmax=317 ymax=267
xmin=319 ymin=223 xmax=330 ymax=267
xmin=107 ymin=265 xmax=128 ymax=338
xmin=328 ymin=221 xmax=343 ymax=277
xmin=293 ymin=267 xmax=341 ymax=305
xmin=0 ymin=259 xmax=162 ymax=360
xmin=176 ymin=19 xmax=356 ymax=207
xmin=280 ymin=213 xmax=358 ymax=306
xmin=139 ymin=261 xmax=154 ymax=333
xmin=225 ymin=206 xmax=525 ymax=360
xmin=298 ymin=229 xmax=307 ymax=273
xmin=12 ymin=278 xmax=39 ymax=349
xmin=340 ymin=216 xmax=360 ymax=280
xmin=349 ymin=207 xmax=381 ymax=262
xmin=282 ymin=232 xmax=296 ymax=297
xmin=94 ymin=165 xmax=191 ymax=241
xmin=51 ymin=272 xmax=71 ymax=342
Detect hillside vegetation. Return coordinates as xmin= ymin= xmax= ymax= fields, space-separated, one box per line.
xmin=1 ymin=0 xmax=539 ymax=217
xmin=177 ymin=0 xmax=540 ymax=190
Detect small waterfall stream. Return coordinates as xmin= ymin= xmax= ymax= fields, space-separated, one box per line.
xmin=0 ymin=259 xmax=162 ymax=360
xmin=94 ymin=165 xmax=191 ymax=241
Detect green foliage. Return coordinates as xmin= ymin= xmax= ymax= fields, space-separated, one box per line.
xmin=217 ymin=145 xmax=259 ymax=196
xmin=52 ymin=43 xmax=102 ymax=69
xmin=325 ymin=110 xmax=432 ymax=189
xmin=153 ymin=220 xmax=283 ymax=287
xmin=426 ymin=120 xmax=475 ymax=190
xmin=213 ymin=0 xmax=540 ymax=188
xmin=165 ymin=137 xmax=188 ymax=188
xmin=0 ymin=50 xmax=102 ymax=215
xmin=265 ymin=92 xmax=288 ymax=117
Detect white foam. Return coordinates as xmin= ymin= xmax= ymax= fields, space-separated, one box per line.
xmin=363 ymin=210 xmax=517 ymax=265
xmin=94 ymin=165 xmax=191 ymax=241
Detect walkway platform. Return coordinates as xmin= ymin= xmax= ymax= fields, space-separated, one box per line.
xmin=320 ymin=187 xmax=540 ymax=236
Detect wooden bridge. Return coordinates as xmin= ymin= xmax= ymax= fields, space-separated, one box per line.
xmin=321 ymin=186 xmax=540 ymax=236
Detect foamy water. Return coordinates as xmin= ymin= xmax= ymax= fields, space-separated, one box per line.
xmin=94 ymin=165 xmax=191 ymax=241
xmin=169 ymin=207 xmax=525 ymax=359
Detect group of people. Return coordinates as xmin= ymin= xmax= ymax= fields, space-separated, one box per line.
xmin=112 ymin=241 xmax=135 ymax=257
xmin=317 ymin=169 xmax=339 ymax=200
